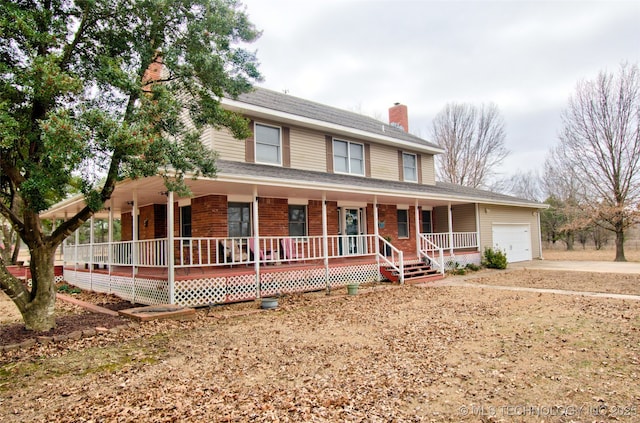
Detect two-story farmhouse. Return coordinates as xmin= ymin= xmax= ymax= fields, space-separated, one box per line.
xmin=43 ymin=87 xmax=546 ymax=307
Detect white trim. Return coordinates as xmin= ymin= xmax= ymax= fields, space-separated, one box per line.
xmin=288 ymin=198 xmax=309 ymax=205
xmin=222 ymin=97 xmax=445 ymax=155
xmin=227 ymin=194 xmax=253 ymax=202
xmin=396 ymin=204 xmax=409 ymax=210
xmin=337 ymin=201 xmax=367 ymax=208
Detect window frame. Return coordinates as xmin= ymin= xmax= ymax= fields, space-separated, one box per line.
xmin=288 ymin=205 xmax=307 ymax=237
xmin=402 ymin=152 xmax=418 ymax=182
xmin=180 ymin=205 xmax=192 ymax=238
xmin=397 ymin=209 xmax=409 ymax=238
xmin=227 ymin=202 xmax=252 ymax=238
xmin=254 ymin=122 xmax=282 ymax=166
xmin=333 ymin=138 xmax=365 ymax=176
xmin=421 ymin=210 xmax=432 ymax=234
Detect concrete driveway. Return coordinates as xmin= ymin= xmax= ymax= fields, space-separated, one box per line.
xmin=509 ymin=259 xmax=640 ymax=274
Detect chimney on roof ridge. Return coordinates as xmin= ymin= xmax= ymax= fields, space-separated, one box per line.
xmin=388 ymin=103 xmax=408 ymax=132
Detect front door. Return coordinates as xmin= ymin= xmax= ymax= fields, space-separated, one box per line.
xmin=340 ymin=208 xmax=366 ymax=255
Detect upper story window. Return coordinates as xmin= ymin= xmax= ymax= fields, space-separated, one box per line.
xmin=333 ymin=139 xmax=364 ymax=175
xmin=255 ymin=123 xmax=281 ymax=165
xmin=402 ymin=152 xmax=417 ymax=182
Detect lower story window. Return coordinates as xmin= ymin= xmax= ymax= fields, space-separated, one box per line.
xmin=288 ymin=205 xmax=307 ymax=236
xmin=397 ymin=209 xmax=409 ymax=238
xmin=228 ymin=202 xmax=251 ymax=237
xmin=180 ymin=206 xmax=192 ymax=238
xmin=421 ymin=210 xmax=432 ymax=233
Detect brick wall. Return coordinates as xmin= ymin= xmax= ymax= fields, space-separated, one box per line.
xmin=257 ymin=197 xmax=288 ymax=236
xmin=191 ymin=195 xmax=227 ymax=237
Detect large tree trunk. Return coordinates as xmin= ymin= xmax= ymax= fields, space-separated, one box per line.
xmin=1 ymin=246 xmax=58 ymax=331
xmin=22 ymin=246 xmax=57 ymax=330
xmin=614 ymin=228 xmax=626 ymax=262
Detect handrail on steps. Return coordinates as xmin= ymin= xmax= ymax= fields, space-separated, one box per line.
xmin=377 ymin=235 xmax=404 ymax=284
xmin=418 ymin=234 xmax=445 ymax=276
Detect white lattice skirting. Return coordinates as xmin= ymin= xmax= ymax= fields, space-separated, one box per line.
xmin=65 ymin=262 xmax=381 ymax=308
xmin=444 ymin=252 xmax=481 ymax=269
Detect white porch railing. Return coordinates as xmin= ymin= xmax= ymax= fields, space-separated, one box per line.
xmin=421 ymin=232 xmax=478 ymax=250
xmin=64 ymin=235 xmax=380 ymax=268
xmin=377 ymin=236 xmax=404 ymax=284
xmin=419 ymin=234 xmax=445 ymax=275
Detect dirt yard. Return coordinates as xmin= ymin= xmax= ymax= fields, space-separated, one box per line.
xmin=1 ymin=249 xmax=640 ymax=422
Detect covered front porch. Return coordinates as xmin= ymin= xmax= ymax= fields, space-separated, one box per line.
xmin=48 ymin=175 xmax=483 ymax=307
xmin=62 ymin=230 xmax=480 ymax=307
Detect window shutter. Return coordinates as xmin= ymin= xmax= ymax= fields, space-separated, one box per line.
xmin=325 ymin=135 xmax=333 ymax=173
xmin=283 ymin=126 xmax=291 ymax=168
xmin=417 ymin=154 xmax=422 ymax=184
xmin=398 ymin=150 xmax=404 ymax=181
xmin=365 ymin=143 xmax=371 ymax=177
xmin=245 ymin=120 xmax=255 ymax=163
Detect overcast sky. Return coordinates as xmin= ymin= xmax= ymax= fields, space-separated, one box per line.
xmin=239 ymin=0 xmax=640 ymax=179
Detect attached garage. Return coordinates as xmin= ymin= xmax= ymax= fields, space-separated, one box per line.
xmin=492 ymin=224 xmax=532 ymax=263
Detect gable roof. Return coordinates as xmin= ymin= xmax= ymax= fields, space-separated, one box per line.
xmin=225 ymin=87 xmax=444 ymax=154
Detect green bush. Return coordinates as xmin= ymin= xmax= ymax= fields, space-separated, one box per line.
xmin=465 ymin=263 xmax=481 ymax=272
xmin=57 ymin=284 xmax=82 ymax=294
xmin=482 ymin=247 xmax=508 ymax=269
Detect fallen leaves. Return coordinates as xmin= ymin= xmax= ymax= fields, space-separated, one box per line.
xmin=1 ymin=274 xmax=639 ymax=422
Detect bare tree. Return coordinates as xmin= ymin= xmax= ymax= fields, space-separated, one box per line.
xmin=540 ymin=145 xmax=587 ymax=250
xmin=558 ymin=62 xmax=640 ymax=261
xmin=432 ymin=102 xmax=509 ymax=188
xmin=501 ymin=170 xmax=543 ymax=202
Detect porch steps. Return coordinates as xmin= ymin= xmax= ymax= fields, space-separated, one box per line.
xmin=380 ymin=261 xmax=443 ymax=284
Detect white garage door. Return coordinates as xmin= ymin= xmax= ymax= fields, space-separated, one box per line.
xmin=492 ymin=224 xmax=532 ymax=262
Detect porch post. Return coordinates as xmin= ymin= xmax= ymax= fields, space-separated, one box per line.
xmin=253 ymin=187 xmax=260 ymax=298
xmin=167 ymin=191 xmax=175 ymax=304
xmin=108 ymin=205 xmax=113 ymax=293
xmin=373 ymin=196 xmax=380 ymax=281
xmin=414 ymin=199 xmax=420 ymax=256
xmin=537 ymin=210 xmax=543 ymax=260
xmin=448 ymin=202 xmax=454 ymax=257
xmin=475 ymin=203 xmax=481 ymax=252
xmin=132 ymin=191 xmax=138 ymax=303
xmin=74 ymin=220 xmax=79 ymax=272
xmin=89 ymin=216 xmax=94 ymax=290
xmin=322 ymin=193 xmax=329 ymax=294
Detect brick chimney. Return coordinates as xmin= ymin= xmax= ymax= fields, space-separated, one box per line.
xmin=142 ymin=52 xmax=163 ymax=92
xmin=388 ymin=103 xmax=408 ymax=132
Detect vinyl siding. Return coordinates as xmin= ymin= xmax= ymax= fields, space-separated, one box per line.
xmin=289 ymin=127 xmax=327 ymax=172
xmin=421 ymin=155 xmax=436 ymax=185
xmin=212 ymin=127 xmax=245 ymax=162
xmin=369 ymin=144 xmax=400 ymax=181
xmin=431 ymin=203 xmax=476 ymax=232
xmin=432 ymin=206 xmax=449 ymax=233
xmin=478 ymin=205 xmax=541 ymax=259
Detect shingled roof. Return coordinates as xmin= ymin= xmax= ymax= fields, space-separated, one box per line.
xmin=217 ymin=160 xmax=545 ymax=208
xmin=235 ymin=87 xmax=442 ymax=151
